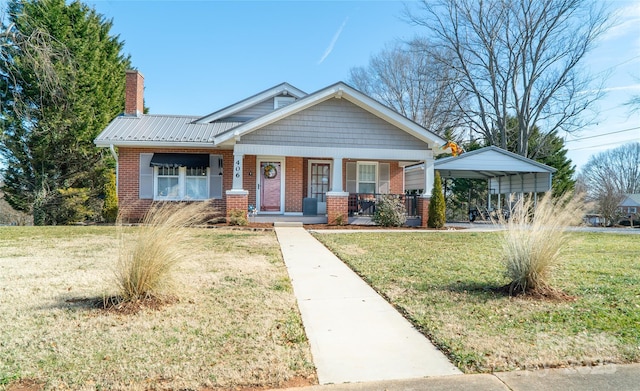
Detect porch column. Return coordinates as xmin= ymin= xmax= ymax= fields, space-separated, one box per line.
xmin=226 ymin=152 xmax=248 ymax=222
xmin=331 ymin=156 xmax=343 ymax=192
xmin=326 ymin=191 xmax=349 ymax=225
xmin=423 ymin=154 xmax=434 ymax=197
xmin=232 ymin=152 xmax=244 ymax=190
xmin=420 ymin=152 xmax=435 ymax=227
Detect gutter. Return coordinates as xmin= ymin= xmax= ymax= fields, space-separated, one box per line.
xmin=109 ymin=144 xmax=118 ymax=196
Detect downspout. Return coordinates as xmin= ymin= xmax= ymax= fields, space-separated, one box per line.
xmin=109 ymin=144 xmax=118 ymax=195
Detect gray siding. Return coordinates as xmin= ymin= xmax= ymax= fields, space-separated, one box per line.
xmin=227 ymin=93 xmax=295 ymax=121
xmin=238 ymin=98 xmax=427 ymax=150
xmin=229 ymin=99 xmax=274 ymax=119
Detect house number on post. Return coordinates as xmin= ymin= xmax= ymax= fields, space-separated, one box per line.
xmin=235 ymin=159 xmax=241 ymax=178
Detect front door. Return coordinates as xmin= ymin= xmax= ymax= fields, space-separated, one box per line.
xmin=258 ymin=160 xmax=283 ymax=212
xmin=309 ymin=161 xmax=331 ymax=214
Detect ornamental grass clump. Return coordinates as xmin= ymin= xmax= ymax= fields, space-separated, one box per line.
xmin=500 ymin=192 xmax=584 ymax=296
xmin=114 ymin=202 xmax=211 ymax=302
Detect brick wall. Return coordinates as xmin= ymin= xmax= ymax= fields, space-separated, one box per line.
xmin=327 ymin=193 xmax=349 ymax=225
xmin=125 ymin=70 xmax=144 ymax=116
xmin=117 ymin=147 xmax=231 ymax=222
xmin=225 ymin=192 xmax=248 ymax=223
xmin=285 ymin=157 xmax=303 ymax=212
xmin=417 ymin=197 xmax=431 ymax=228
xmin=243 ymin=155 xmax=257 ymax=208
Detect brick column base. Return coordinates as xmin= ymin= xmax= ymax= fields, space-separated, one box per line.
xmin=326 ymin=192 xmax=349 ymax=225
xmin=417 ymin=197 xmax=431 ymax=228
xmin=225 ymin=190 xmax=249 ymax=223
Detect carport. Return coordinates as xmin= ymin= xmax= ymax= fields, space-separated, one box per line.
xmin=405 ymin=146 xmax=556 ymax=211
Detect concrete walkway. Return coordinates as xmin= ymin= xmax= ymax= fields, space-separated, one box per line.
xmin=274 ymin=224 xmax=461 ymax=385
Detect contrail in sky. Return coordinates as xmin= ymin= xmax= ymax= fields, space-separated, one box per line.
xmin=318 ymin=17 xmax=349 ymax=64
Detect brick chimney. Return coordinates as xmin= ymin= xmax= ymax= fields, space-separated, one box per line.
xmin=125 ymin=70 xmax=144 ymax=116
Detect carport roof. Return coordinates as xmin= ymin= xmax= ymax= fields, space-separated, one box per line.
xmin=434 ymin=146 xmax=556 ymax=179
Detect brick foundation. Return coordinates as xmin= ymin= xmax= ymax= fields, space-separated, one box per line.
xmin=417 ymin=197 xmax=431 ymax=228
xmin=225 ymin=191 xmax=249 ymax=223
xmin=326 ymin=193 xmax=349 ymax=225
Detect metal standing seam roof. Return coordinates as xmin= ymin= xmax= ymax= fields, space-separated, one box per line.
xmin=94 ymin=114 xmax=243 ymax=145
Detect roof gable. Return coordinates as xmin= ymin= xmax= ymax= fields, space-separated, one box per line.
xmin=195 ymin=82 xmax=307 ymax=123
xmin=214 ymin=82 xmax=447 ymax=149
xmin=434 ymin=146 xmax=556 ymax=174
xmin=620 ymin=194 xmax=640 ymax=206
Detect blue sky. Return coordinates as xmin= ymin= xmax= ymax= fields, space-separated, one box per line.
xmin=50 ymin=1 xmax=640 ymax=169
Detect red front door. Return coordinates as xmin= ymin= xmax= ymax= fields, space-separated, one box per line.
xmin=259 ymin=161 xmax=282 ymax=212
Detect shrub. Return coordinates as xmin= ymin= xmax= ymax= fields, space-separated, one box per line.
xmin=373 ymin=195 xmax=406 ymax=227
xmin=102 ymin=170 xmax=118 ymax=223
xmin=427 ymin=172 xmax=446 ymax=228
xmin=500 ymin=192 xmax=584 ymax=295
xmin=228 ymin=208 xmax=248 ymax=226
xmin=114 ymin=202 xmax=211 ymax=301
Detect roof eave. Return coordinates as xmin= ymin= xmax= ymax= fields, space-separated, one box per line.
xmin=95 ymin=140 xmax=217 ymax=148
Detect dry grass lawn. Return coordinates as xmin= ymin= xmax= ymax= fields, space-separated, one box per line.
xmin=0 ymin=226 xmax=315 ymax=390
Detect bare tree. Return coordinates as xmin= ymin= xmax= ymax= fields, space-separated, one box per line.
xmin=579 ymin=142 xmax=640 ymax=225
xmin=349 ymin=39 xmax=466 ymax=135
xmin=407 ymin=0 xmax=612 ymax=156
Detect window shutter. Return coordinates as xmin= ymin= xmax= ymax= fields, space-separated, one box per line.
xmin=139 ymin=153 xmax=153 ymax=199
xmin=209 ymin=154 xmax=223 ymax=199
xmin=378 ymin=163 xmax=390 ymax=194
xmin=346 ymin=162 xmax=357 ymax=193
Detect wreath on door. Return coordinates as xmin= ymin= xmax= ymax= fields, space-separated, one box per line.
xmin=264 ymin=164 xmax=277 ymax=179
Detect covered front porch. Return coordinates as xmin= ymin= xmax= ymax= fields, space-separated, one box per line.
xmin=224 ymin=145 xmax=437 ymax=226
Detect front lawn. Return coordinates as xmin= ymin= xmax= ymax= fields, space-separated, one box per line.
xmin=314 ymin=231 xmax=640 ymax=373
xmin=0 ymin=226 xmax=315 ymax=390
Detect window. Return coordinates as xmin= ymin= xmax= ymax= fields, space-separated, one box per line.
xmin=157 ymin=166 xmax=180 ymax=198
xmin=358 ymin=163 xmax=377 ymax=194
xmin=186 ymin=167 xmax=208 ymax=199
xmin=155 ymin=166 xmax=209 ymax=200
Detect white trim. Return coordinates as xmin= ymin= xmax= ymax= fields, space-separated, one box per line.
xmin=326 ymin=191 xmax=349 ymax=197
xmin=226 ymin=189 xmax=249 ymax=196
xmin=256 ymin=157 xmax=285 ymax=214
xmin=234 ymin=144 xmax=429 ymax=161
xmin=95 ymin=140 xmax=218 ymax=148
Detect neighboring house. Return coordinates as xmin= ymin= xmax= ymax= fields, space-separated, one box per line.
xmin=618 ymin=194 xmax=640 ymax=216
xmin=95 ymin=71 xmax=446 ymax=225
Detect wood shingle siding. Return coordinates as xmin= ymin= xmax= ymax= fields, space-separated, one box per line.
xmin=238 ymin=99 xmax=426 ymax=150
xmin=230 ymin=99 xmax=276 ymax=119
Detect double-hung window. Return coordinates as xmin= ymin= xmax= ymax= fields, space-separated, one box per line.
xmin=185 ymin=167 xmax=208 ymax=199
xmin=155 ymin=166 xmax=210 ymax=200
xmin=357 ymin=163 xmax=377 ymax=194
xmin=157 ymin=166 xmax=180 ymax=199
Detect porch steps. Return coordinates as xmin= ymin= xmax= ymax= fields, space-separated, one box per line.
xmin=273 ymin=221 xmax=303 ymax=227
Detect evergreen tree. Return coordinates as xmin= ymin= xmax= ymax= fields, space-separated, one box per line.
xmin=0 ymin=0 xmax=131 ymax=224
xmin=427 ymin=171 xmax=446 ymax=228
xmin=501 ymin=117 xmax=575 ymax=196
